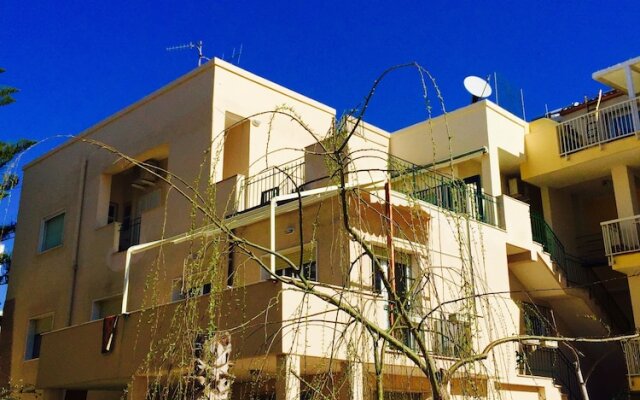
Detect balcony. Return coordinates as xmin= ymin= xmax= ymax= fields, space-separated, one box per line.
xmin=623 ymin=338 xmax=640 ymax=392
xmin=389 ymin=157 xmax=501 ymax=227
xmin=36 ymin=281 xmax=285 ymax=389
xmin=557 ymin=98 xmax=640 ymax=156
xmin=601 ymin=214 xmax=640 ymax=266
xmin=242 ymin=157 xmax=305 ymax=210
xmin=217 ymin=158 xmax=307 ymax=216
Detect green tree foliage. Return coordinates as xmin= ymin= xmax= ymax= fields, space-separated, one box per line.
xmin=0 ymin=68 xmax=19 ymax=107
xmin=1 ymin=68 xmax=35 ymax=284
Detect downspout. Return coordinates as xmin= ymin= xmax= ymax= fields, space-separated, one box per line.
xmin=67 ymin=159 xmax=88 ymax=326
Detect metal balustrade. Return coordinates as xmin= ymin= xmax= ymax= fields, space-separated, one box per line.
xmin=601 ymin=214 xmax=640 ymax=263
xmin=519 ymin=348 xmax=580 ymax=400
xmin=388 ymin=156 xmax=501 ymax=227
xmin=623 ymin=339 xmax=640 ymax=377
xmin=530 ymin=212 xmax=566 ymax=269
xmin=557 ymin=97 xmax=640 ymax=156
xmin=425 ymin=315 xmax=472 ymax=358
xmin=530 ymin=213 xmax=632 ymax=332
xmin=241 ymin=158 xmax=306 ymax=210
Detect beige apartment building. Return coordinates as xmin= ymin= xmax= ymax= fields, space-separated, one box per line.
xmin=0 ymin=57 xmax=639 ymax=400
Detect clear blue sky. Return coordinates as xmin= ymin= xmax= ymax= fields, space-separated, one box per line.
xmin=0 ymin=1 xmax=639 ymax=300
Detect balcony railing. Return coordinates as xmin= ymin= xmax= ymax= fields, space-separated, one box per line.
xmin=601 ymin=214 xmax=640 ymax=263
xmin=424 ymin=315 xmax=473 ymax=358
xmin=389 ymin=157 xmax=501 ymax=227
xmin=242 ymin=158 xmax=306 ymax=210
xmin=530 ymin=212 xmax=632 ymax=332
xmin=557 ymin=97 xmax=640 ymax=156
xmin=520 ymin=348 xmax=580 ymax=400
xmin=530 ymin=212 xmax=566 ymax=269
xmin=623 ymin=339 xmax=640 ymax=377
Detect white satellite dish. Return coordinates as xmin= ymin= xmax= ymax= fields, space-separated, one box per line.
xmin=464 ymin=76 xmax=492 ymax=103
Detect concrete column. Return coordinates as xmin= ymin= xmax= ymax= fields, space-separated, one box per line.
xmin=480 ymin=148 xmax=502 ymax=197
xmin=347 ymin=362 xmax=364 ymax=400
xmin=624 ymin=65 xmax=640 ymax=134
xmin=276 ymin=354 xmax=301 ymax=400
xmin=611 ymin=165 xmax=639 ymax=218
xmin=628 ymin=275 xmax=640 ymax=329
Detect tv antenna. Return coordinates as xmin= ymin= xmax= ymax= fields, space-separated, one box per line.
xmin=166 ymin=40 xmax=210 ymax=67
xmin=464 ymin=75 xmax=492 ymax=103
xmin=221 ymin=44 xmax=243 ymax=66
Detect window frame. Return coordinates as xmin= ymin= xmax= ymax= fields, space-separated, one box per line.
xmin=39 ymin=211 xmax=66 ymax=253
xmin=263 ymin=242 xmax=318 ymax=282
xmin=90 ymin=294 xmax=123 ymax=320
xmin=24 ymin=313 xmax=54 ymax=361
xmin=369 ymin=245 xmax=416 ymax=302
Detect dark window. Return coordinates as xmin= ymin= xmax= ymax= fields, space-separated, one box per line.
xmin=108 ymin=202 xmax=119 ymax=224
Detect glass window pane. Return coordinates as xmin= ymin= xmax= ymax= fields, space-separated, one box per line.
xmin=42 ymin=213 xmax=65 ymax=251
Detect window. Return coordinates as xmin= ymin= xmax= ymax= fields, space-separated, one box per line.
xmin=25 ymin=315 xmax=53 ymax=360
xmin=137 ymin=189 xmax=161 ymax=214
xmin=430 ymin=314 xmax=472 ymax=358
xmin=40 ymin=213 xmax=65 ymax=252
xmin=171 ymin=278 xmax=185 ymax=302
xmin=522 ymin=303 xmax=554 ymax=336
xmin=181 ymin=261 xmax=213 ymax=299
xmin=370 ymin=246 xmax=415 ymax=307
xmin=170 ymin=278 xmax=211 ymax=300
xmin=107 ymin=202 xmax=118 ymax=224
xmin=274 ymin=244 xmax=317 ymax=281
xmin=91 ymin=295 xmax=122 ymax=320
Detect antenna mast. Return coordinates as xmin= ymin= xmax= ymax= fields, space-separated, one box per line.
xmin=166 ymin=40 xmax=210 ymax=67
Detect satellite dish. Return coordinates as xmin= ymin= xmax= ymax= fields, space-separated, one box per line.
xmin=464 ymin=76 xmax=492 ymax=103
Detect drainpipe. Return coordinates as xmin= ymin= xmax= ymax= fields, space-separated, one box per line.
xmin=67 ymin=159 xmax=88 ymax=326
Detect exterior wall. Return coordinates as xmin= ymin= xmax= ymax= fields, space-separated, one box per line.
xmin=390 ymin=101 xmax=490 ymax=167
xmin=3 ymin=65 xmax=217 ymax=389
xmin=210 ymin=61 xmax=335 ymax=183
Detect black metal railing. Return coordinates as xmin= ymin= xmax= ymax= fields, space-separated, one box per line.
xmin=530 ymin=212 xmax=566 ymax=270
xmin=242 ymin=158 xmax=306 ymax=210
xmin=426 ymin=315 xmax=473 ymax=358
xmin=555 ymin=350 xmax=582 ymax=400
xmin=520 ymin=348 xmax=580 ymax=400
xmin=389 ymin=156 xmax=500 ymax=227
xmin=530 ymin=213 xmax=632 ymax=332
xmin=118 ymin=217 xmax=141 ymax=252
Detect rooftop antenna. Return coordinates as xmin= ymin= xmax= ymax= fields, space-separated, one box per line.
xmin=464 ymin=75 xmax=492 ymax=104
xmin=230 ymin=43 xmax=243 ymax=65
xmin=166 ymin=40 xmax=210 ymax=67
